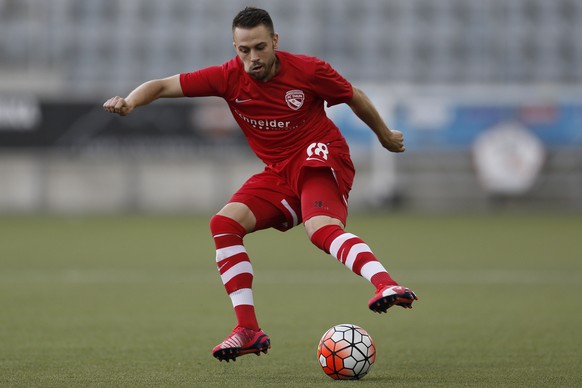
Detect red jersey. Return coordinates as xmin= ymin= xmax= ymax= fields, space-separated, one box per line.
xmin=180 ymin=50 xmax=353 ymax=165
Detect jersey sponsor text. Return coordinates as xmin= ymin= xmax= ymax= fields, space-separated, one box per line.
xmin=234 ymin=109 xmax=291 ymax=131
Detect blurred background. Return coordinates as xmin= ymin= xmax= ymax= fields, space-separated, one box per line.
xmin=1 ymin=0 xmax=581 ymax=214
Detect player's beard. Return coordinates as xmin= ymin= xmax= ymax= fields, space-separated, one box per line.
xmin=248 ymin=56 xmax=278 ymax=81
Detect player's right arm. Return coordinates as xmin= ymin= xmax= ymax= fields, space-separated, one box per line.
xmin=348 ymin=87 xmax=405 ymax=153
xmin=103 ymin=74 xmax=183 ymax=116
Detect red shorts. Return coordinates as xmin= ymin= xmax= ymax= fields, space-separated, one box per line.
xmin=229 ymin=140 xmax=355 ymax=232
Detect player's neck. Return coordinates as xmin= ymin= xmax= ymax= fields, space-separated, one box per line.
xmin=261 ymin=55 xmax=280 ymax=82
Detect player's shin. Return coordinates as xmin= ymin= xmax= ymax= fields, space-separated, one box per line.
xmin=309 ymin=224 xmax=397 ymax=289
xmin=210 ymin=214 xmax=260 ymax=330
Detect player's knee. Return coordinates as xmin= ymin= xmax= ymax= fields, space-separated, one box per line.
xmin=215 ymin=202 xmax=256 ymax=232
xmin=209 ymin=214 xmax=247 ymax=237
xmin=307 ymin=217 xmax=344 ymax=252
xmin=304 ymin=215 xmax=343 ymax=240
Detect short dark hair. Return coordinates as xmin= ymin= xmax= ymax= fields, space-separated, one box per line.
xmin=232 ymin=7 xmax=274 ymax=36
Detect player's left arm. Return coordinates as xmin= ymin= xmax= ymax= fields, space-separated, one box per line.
xmin=347 ymin=87 xmax=404 ymax=153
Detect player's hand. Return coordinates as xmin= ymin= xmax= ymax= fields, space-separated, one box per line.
xmin=379 ymin=129 xmax=405 ymax=153
xmin=103 ymin=96 xmax=134 ymax=116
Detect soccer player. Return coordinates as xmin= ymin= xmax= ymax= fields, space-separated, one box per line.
xmin=103 ymin=6 xmax=417 ymax=362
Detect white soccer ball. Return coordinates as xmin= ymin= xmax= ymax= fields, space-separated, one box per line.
xmin=317 ymin=323 xmax=376 ymax=380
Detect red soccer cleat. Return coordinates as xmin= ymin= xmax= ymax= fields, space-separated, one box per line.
xmin=212 ymin=326 xmax=271 ymax=362
xmin=368 ymin=285 xmax=418 ymax=313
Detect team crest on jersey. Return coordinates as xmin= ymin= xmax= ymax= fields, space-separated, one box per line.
xmin=285 ymin=90 xmax=305 ymax=110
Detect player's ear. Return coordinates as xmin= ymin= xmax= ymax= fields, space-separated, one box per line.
xmin=273 ymin=33 xmax=279 ymax=49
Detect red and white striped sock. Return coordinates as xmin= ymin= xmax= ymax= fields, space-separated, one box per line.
xmin=210 ymin=214 xmax=259 ymax=331
xmin=310 ymin=224 xmax=398 ymax=289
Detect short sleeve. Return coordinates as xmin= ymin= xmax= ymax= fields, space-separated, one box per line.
xmin=311 ymin=59 xmax=353 ymax=107
xmin=180 ymin=66 xmax=227 ymax=98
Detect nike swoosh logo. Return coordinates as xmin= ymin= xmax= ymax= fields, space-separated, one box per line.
xmin=235 ymin=98 xmax=252 ymax=103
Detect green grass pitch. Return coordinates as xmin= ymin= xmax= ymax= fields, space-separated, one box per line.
xmin=1 ymin=213 xmax=581 ymax=387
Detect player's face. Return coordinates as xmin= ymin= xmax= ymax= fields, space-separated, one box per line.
xmin=233 ymin=25 xmax=279 ymax=82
